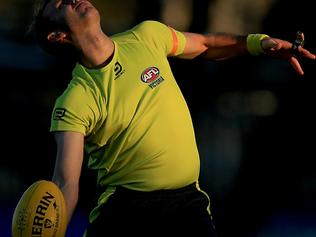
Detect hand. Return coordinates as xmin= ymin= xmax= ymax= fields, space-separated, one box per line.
xmin=261 ymin=37 xmax=316 ymax=76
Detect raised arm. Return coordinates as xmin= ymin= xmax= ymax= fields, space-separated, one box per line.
xmin=52 ymin=131 xmax=85 ymax=225
xmin=177 ymin=31 xmax=315 ymax=75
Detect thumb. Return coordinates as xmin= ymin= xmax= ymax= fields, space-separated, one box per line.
xmin=261 ymin=38 xmax=278 ymax=51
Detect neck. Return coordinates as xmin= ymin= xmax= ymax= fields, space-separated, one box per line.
xmin=73 ymin=29 xmax=115 ymax=68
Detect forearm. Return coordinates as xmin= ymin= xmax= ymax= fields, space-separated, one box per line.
xmin=180 ymin=32 xmax=260 ymax=61
xmin=198 ymin=33 xmax=248 ymax=61
xmin=53 ymin=176 xmax=79 ymax=224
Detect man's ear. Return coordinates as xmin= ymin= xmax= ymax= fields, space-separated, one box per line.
xmin=47 ymin=31 xmax=72 ymax=44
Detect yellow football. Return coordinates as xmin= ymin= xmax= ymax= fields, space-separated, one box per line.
xmin=11 ymin=180 xmax=67 ymax=237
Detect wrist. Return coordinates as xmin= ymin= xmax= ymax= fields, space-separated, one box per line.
xmin=247 ymin=34 xmax=270 ymax=56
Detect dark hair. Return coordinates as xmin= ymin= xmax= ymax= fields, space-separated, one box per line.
xmin=29 ymin=0 xmax=78 ymax=59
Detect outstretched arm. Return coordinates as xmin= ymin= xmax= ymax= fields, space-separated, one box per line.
xmin=52 ymin=131 xmax=84 ymax=225
xmin=177 ymin=31 xmax=315 ymax=75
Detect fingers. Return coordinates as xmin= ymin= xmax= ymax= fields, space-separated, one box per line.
xmin=298 ymin=47 xmax=316 ymax=60
xmin=289 ymin=56 xmax=304 ymax=76
xmin=290 ymin=47 xmax=315 ymax=76
xmin=261 ymin=36 xmax=314 ymax=76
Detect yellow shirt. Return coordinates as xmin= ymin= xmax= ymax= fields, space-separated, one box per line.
xmin=50 ymin=20 xmax=201 ymax=222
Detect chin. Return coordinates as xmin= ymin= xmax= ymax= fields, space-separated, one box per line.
xmin=84 ymin=6 xmax=100 ymax=22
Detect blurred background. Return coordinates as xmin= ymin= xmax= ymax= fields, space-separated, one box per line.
xmin=1 ymin=0 xmax=315 ymax=236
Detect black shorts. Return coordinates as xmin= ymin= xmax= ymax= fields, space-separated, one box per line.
xmin=85 ymin=183 xmax=218 ymax=237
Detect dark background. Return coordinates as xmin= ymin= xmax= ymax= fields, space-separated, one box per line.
xmin=1 ymin=0 xmax=316 ymax=236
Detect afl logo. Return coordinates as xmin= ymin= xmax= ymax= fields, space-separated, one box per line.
xmin=141 ymin=67 xmax=160 ymax=83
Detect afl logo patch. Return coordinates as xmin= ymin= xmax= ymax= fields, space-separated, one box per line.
xmin=141 ymin=67 xmax=160 ymax=83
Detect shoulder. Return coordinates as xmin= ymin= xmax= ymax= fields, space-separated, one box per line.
xmin=111 ymin=20 xmax=169 ymax=40
xmin=134 ymin=20 xmax=167 ymax=29
xmin=110 ymin=21 xmax=163 ymax=42
xmin=56 ymin=65 xmax=100 ymax=105
xmin=131 ymin=20 xmax=169 ymax=35
xmin=111 ymin=20 xmax=172 ymax=49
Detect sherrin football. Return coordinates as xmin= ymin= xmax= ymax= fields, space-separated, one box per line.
xmin=11 ymin=180 xmax=67 ymax=237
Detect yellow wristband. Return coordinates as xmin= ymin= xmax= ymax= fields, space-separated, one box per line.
xmin=247 ymin=34 xmax=270 ymax=56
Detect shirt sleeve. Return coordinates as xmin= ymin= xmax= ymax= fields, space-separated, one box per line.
xmin=50 ymin=82 xmax=102 ymax=136
xmin=131 ymin=20 xmax=187 ymax=57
